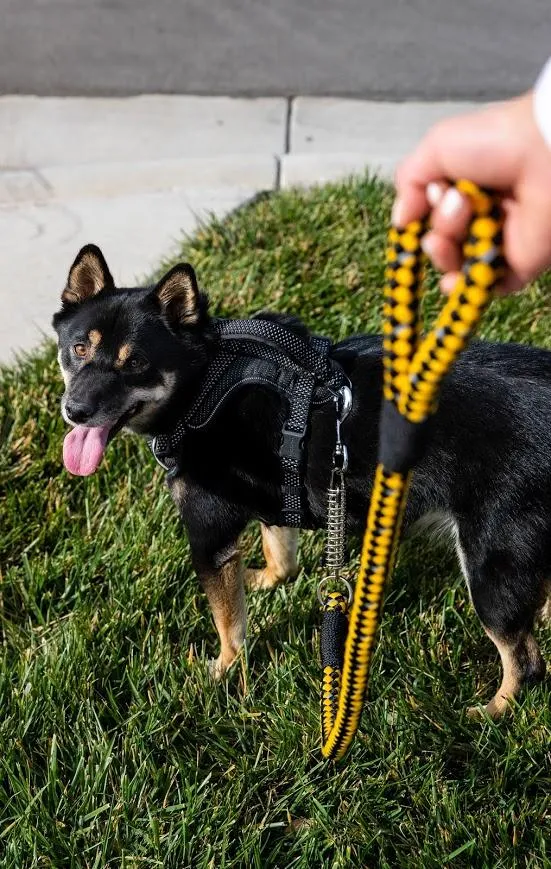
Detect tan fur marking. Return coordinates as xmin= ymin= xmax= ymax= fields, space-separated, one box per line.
xmin=114 ymin=342 xmax=132 ymax=368
xmin=468 ymin=629 xmax=542 ymax=719
xmin=77 ymin=329 xmax=102 ymax=361
xmin=538 ymin=597 xmax=551 ymax=624
xmin=199 ymin=552 xmax=246 ymax=678
xmin=169 ymin=478 xmax=187 ymax=508
xmin=88 ymin=329 xmax=102 ymax=347
xmin=536 ymin=578 xmax=551 ymax=625
xmin=246 ymin=525 xmax=299 ymax=590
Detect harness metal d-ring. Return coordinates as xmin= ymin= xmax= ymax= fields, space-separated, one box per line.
xmin=150 ymin=436 xmax=173 ymax=472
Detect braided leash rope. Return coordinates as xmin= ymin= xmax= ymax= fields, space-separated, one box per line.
xmin=320 ymin=180 xmax=505 ymax=761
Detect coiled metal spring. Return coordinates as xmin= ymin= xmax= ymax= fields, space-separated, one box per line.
xmin=325 ymin=472 xmax=347 ymax=577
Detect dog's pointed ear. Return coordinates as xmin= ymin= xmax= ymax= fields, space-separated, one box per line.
xmin=154 ymin=263 xmax=201 ymax=327
xmin=62 ymin=244 xmax=115 ymax=305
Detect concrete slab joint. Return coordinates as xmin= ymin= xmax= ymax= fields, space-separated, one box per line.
xmin=0 ymin=94 xmax=484 ymax=363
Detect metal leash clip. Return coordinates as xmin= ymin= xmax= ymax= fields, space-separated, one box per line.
xmin=317 ymin=384 xmax=353 ymax=607
xmin=332 ymin=384 xmax=352 ymax=474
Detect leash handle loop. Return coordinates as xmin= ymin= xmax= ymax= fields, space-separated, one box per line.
xmin=320 ymin=180 xmax=504 ymax=760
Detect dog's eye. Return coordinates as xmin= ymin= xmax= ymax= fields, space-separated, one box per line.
xmin=128 ymin=356 xmax=149 ymax=373
xmin=73 ymin=343 xmax=87 ymax=358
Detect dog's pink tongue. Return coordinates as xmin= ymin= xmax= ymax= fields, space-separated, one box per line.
xmin=63 ymin=424 xmax=111 ymax=476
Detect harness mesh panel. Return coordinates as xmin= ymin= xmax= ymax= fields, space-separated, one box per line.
xmin=149 ymin=317 xmax=351 ymax=526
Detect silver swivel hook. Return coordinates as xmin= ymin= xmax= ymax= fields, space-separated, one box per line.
xmin=317 ymin=383 xmax=353 ymax=606
xmin=332 ymin=384 xmax=352 ymax=474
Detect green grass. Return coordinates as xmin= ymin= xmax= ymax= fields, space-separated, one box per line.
xmin=1 ymin=174 xmax=551 ymax=868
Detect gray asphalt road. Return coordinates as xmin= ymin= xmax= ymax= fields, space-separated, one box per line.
xmin=2 ymin=0 xmax=550 ymax=99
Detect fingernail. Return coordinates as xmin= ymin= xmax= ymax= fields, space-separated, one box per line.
xmin=441 ymin=273 xmax=459 ymax=294
xmin=426 ymin=182 xmax=444 ymax=207
xmin=440 ymin=188 xmax=464 ymax=219
xmin=391 ymin=198 xmax=405 ymax=227
xmin=421 ymin=234 xmax=436 ymax=258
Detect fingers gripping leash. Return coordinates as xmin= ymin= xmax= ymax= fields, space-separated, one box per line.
xmin=319 ymin=180 xmax=505 ymax=761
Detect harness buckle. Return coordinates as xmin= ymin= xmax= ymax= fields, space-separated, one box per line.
xmin=279 ymin=428 xmax=304 ymax=463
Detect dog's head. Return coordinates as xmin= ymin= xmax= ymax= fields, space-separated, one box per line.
xmin=53 ymin=244 xmax=209 ymax=476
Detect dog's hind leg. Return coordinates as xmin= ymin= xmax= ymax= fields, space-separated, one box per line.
xmin=459 ymin=540 xmax=546 ymax=718
xmin=469 ymin=628 xmax=545 ymax=719
xmin=246 ymin=525 xmax=299 ymax=590
xmin=198 ymin=551 xmax=247 ymax=679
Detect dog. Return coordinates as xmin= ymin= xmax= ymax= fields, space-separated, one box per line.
xmin=53 ymin=243 xmax=551 ymax=718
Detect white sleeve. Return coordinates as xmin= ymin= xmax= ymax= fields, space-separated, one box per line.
xmin=533 ymin=57 xmax=551 ymax=148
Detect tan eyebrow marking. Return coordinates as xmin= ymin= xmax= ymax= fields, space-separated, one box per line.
xmin=114 ymin=342 xmax=132 ymax=368
xmin=87 ymin=329 xmax=102 ymax=358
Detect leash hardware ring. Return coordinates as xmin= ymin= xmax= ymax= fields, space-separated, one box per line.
xmin=317 ymin=576 xmax=353 ymax=607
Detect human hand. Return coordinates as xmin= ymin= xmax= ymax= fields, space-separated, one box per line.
xmin=393 ymin=94 xmax=551 ymax=294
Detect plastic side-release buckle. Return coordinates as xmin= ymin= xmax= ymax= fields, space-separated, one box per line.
xmin=279 ymin=427 xmax=304 ymax=463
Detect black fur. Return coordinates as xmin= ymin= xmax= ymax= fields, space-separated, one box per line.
xmin=54 ymin=249 xmax=551 ymax=709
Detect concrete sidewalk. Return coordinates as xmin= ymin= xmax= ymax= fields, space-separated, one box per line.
xmin=0 ymin=95 xmax=479 ymax=364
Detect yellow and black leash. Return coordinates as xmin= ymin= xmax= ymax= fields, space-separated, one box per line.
xmin=320 ymin=180 xmax=505 ymax=761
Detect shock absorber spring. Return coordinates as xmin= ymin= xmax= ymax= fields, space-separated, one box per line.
xmin=325 ymin=469 xmax=346 ymax=579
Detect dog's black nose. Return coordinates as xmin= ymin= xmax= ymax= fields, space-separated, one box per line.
xmin=65 ymin=401 xmax=96 ymax=424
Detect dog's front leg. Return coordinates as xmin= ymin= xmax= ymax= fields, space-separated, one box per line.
xmin=169 ymin=476 xmax=248 ymax=678
xmin=195 ymin=549 xmax=247 ymax=679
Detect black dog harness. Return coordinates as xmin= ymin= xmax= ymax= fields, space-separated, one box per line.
xmin=148 ymin=317 xmax=352 ymax=527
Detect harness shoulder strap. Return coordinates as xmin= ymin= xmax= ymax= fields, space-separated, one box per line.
xmin=213 ymin=318 xmax=335 ymax=382
xmin=187 ymin=353 xmax=296 ymax=430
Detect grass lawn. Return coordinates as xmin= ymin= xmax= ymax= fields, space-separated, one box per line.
xmin=1 ymin=175 xmax=551 ymax=868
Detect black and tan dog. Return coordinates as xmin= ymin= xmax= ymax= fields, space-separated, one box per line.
xmin=53 ymin=244 xmax=551 ymax=717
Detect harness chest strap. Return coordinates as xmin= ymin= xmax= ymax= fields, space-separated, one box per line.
xmin=148 ymin=317 xmax=351 ymax=526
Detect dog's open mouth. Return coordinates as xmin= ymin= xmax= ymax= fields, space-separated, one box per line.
xmin=62 ymin=403 xmax=143 ymax=477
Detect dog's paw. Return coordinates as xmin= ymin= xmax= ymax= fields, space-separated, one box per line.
xmin=245 ymin=568 xmax=272 ymax=590
xmin=245 ymin=567 xmax=293 ymax=590
xmin=207 ymin=655 xmax=228 ymax=681
xmin=207 ymin=648 xmax=243 ymax=680
xmin=466 ymin=704 xmax=484 ymax=720
xmin=467 ymin=698 xmax=509 ymax=720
